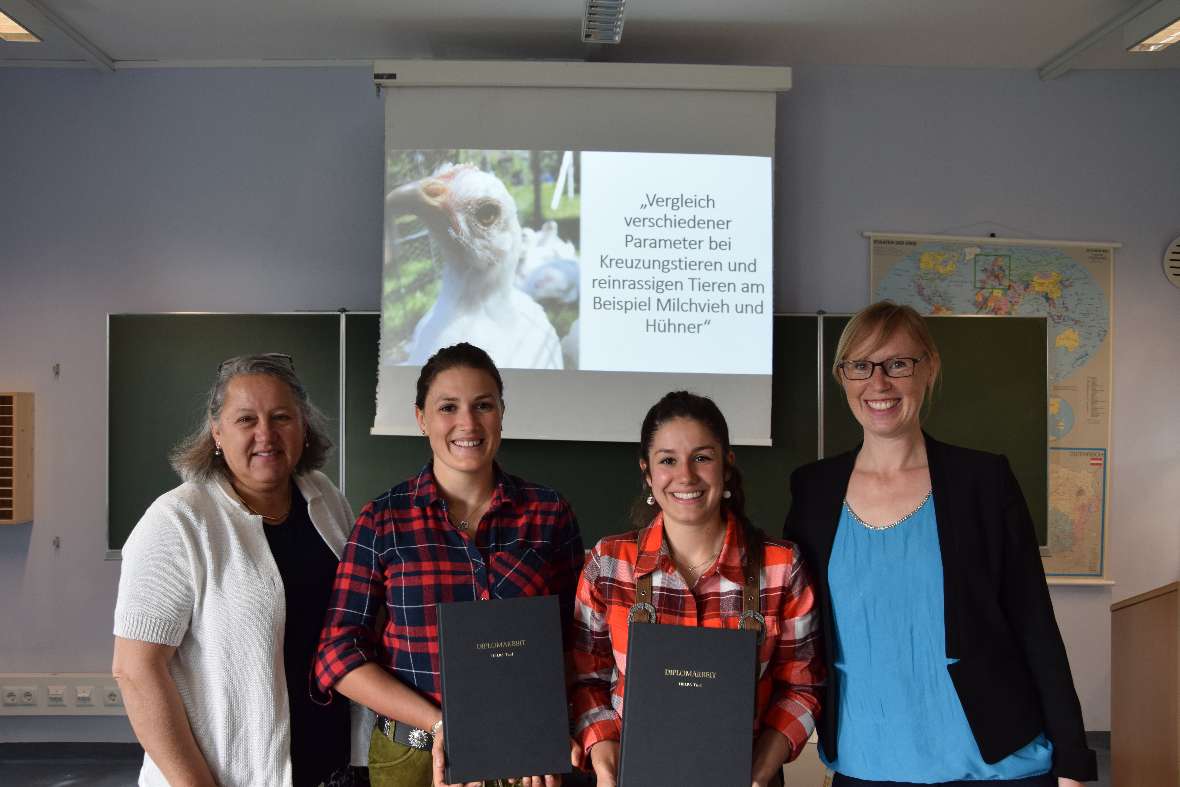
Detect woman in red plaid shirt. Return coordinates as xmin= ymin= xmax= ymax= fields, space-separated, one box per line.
xmin=314 ymin=343 xmax=584 ymax=787
xmin=571 ymin=391 xmax=824 ymax=787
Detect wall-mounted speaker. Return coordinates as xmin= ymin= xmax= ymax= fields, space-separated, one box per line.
xmin=0 ymin=393 xmax=34 ymax=525
xmin=1164 ymin=235 xmax=1180 ymax=289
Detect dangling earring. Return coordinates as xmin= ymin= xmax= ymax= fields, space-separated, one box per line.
xmin=646 ymin=494 xmax=655 ymax=506
xmin=722 ymin=489 xmax=732 ymax=499
xmin=214 ymin=443 xmax=222 ymax=457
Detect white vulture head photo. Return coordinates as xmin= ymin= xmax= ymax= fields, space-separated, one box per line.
xmin=386 ymin=163 xmax=564 ymax=369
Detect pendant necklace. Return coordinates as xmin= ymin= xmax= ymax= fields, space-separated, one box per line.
xmin=681 ymin=549 xmax=721 ymax=582
xmin=449 ymin=490 xmax=493 ymax=532
xmin=672 ymin=527 xmax=724 ymax=584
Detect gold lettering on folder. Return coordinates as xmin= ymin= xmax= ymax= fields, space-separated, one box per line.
xmin=475 ymin=639 xmax=527 ymax=659
xmin=663 ymin=667 xmax=718 ymax=688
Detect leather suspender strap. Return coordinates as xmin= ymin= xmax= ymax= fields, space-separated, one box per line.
xmin=628 ymin=529 xmax=658 ymax=624
xmin=628 ymin=527 xmax=765 ymax=633
xmin=629 ymin=571 xmax=656 ymax=624
xmin=739 ymin=527 xmax=765 ymax=637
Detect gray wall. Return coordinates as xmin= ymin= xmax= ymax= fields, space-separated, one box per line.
xmin=2 ymin=64 xmax=1178 ymax=738
xmin=777 ymin=65 xmax=1180 ymax=732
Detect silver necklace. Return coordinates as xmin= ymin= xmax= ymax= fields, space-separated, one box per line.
xmin=845 ymin=489 xmax=932 ymax=531
xmin=448 ymin=491 xmax=493 ymax=531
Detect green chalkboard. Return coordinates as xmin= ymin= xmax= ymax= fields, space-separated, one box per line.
xmin=341 ymin=314 xmax=818 ymax=545
xmin=107 ymin=314 xmax=341 ymax=550
xmin=821 ymin=315 xmax=1048 ymax=543
xmin=107 ymin=312 xmax=1046 ymax=551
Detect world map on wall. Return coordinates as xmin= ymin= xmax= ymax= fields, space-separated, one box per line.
xmin=875 ymin=244 xmax=1109 ymax=384
xmin=1047 ymin=448 xmax=1106 ymax=570
xmin=871 ymin=235 xmax=1115 ymax=577
xmin=1049 ymin=396 xmax=1075 ymax=442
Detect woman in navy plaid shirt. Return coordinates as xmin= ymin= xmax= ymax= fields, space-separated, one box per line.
xmin=315 ymin=343 xmax=584 ymax=787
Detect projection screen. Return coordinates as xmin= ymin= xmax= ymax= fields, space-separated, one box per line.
xmin=373 ymin=63 xmax=788 ymax=445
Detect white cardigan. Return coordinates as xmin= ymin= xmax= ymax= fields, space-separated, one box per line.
xmin=114 ymin=470 xmax=374 ymax=787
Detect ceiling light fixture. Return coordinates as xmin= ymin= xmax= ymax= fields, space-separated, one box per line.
xmin=1125 ymin=0 xmax=1180 ymax=52
xmin=0 ymin=9 xmax=40 ymax=42
xmin=582 ymin=0 xmax=626 ymax=45
xmin=1039 ymin=0 xmax=1180 ymax=78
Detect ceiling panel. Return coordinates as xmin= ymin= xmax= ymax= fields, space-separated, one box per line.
xmin=0 ymin=0 xmax=1176 ymax=70
xmin=0 ymin=0 xmax=91 ymax=63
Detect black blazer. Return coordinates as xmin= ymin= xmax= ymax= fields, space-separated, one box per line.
xmin=783 ymin=433 xmax=1096 ymax=782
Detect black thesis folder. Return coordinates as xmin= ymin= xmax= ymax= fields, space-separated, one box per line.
xmin=618 ymin=623 xmax=757 ymax=787
xmin=437 ymin=594 xmax=571 ymax=784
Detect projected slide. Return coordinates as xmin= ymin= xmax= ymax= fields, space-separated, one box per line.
xmin=382 ymin=150 xmax=772 ymax=375
xmin=580 ymin=152 xmax=772 ymax=374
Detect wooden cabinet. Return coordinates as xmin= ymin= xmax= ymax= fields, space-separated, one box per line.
xmin=1112 ymin=582 xmax=1179 ymax=787
xmin=0 ymin=392 xmax=34 ymax=525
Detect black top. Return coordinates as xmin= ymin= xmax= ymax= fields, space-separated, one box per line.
xmin=782 ymin=433 xmax=1096 ymax=782
xmin=263 ymin=484 xmax=351 ymax=787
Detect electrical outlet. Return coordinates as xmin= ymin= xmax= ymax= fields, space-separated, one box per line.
xmin=47 ymin=685 xmax=66 ymax=707
xmin=2 ymin=686 xmax=37 ymax=706
xmin=0 ymin=674 xmax=126 ymax=716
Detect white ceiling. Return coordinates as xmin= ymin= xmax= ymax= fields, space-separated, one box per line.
xmin=1 ymin=0 xmax=1178 ymax=73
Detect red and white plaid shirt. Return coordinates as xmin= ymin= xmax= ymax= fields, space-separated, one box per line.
xmin=571 ymin=512 xmax=824 ymax=764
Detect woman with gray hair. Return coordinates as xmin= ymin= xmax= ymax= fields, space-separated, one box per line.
xmin=113 ymin=353 xmax=368 ymax=787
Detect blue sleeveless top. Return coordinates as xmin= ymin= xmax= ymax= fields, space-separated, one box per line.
xmin=821 ymin=495 xmax=1053 ymax=782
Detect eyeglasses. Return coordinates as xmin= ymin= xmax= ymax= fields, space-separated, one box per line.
xmin=217 ymin=352 xmax=294 ymax=374
xmin=837 ymin=356 xmax=925 ymax=380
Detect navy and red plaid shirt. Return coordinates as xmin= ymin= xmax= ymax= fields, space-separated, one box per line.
xmin=314 ymin=463 xmax=584 ymax=703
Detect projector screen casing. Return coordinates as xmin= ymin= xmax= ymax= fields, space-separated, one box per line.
xmin=375 ymin=70 xmax=782 ymax=446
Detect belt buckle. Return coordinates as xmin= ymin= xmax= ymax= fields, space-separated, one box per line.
xmin=406 ymin=727 xmax=433 ymax=750
xmin=383 ymin=717 xmax=433 ymax=750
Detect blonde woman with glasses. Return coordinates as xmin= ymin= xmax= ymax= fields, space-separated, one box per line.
xmin=783 ymin=302 xmax=1095 ymax=787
